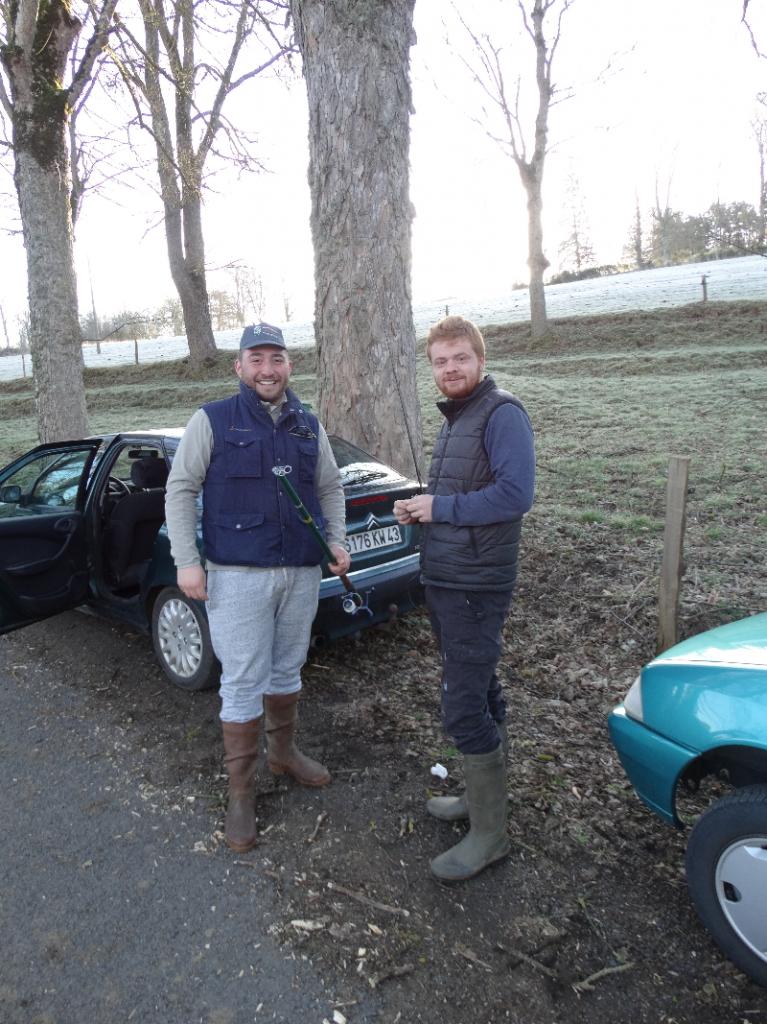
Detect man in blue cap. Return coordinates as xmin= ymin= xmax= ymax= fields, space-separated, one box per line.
xmin=165 ymin=322 xmax=350 ymax=852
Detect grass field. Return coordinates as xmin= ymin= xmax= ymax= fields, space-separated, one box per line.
xmin=1 ymin=298 xmax=764 ymax=627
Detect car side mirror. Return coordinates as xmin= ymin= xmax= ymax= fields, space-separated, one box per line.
xmin=0 ymin=485 xmax=22 ymax=504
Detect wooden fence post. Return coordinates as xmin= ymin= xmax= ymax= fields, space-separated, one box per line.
xmin=134 ymin=338 xmax=139 ymax=365
xmin=657 ymin=456 xmax=691 ymax=653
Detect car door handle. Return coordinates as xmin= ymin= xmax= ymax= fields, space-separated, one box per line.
xmin=7 ymin=520 xmax=78 ymax=576
xmin=53 ymin=517 xmax=77 ymax=533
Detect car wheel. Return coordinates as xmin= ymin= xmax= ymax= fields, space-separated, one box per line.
xmin=686 ymin=785 xmax=767 ymax=987
xmin=151 ymin=586 xmax=220 ymax=691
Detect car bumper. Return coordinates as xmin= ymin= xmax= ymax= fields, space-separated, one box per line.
xmin=314 ymin=553 xmax=423 ymax=640
xmin=608 ymin=705 xmax=699 ymax=826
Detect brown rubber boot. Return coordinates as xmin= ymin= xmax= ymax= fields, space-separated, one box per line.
xmin=264 ymin=692 xmax=330 ymax=787
xmin=221 ymin=718 xmax=262 ymax=852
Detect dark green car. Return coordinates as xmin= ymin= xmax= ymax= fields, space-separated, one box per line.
xmin=0 ymin=431 xmax=423 ymax=690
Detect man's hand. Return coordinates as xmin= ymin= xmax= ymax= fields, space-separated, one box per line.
xmin=327 ymin=543 xmax=352 ymax=576
xmin=394 ymin=495 xmax=434 ymax=523
xmin=178 ymin=565 xmax=208 ymax=601
xmin=393 ymin=499 xmax=417 ymax=525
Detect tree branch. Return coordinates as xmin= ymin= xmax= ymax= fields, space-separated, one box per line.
xmin=69 ymin=0 xmax=119 ymax=107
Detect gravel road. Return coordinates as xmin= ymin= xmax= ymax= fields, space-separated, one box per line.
xmin=0 ymin=615 xmax=375 ymax=1024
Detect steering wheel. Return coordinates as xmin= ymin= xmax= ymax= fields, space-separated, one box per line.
xmin=107 ymin=476 xmax=131 ymax=499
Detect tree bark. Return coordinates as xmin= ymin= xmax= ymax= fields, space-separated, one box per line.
xmin=2 ymin=1 xmax=89 ymax=441
xmin=139 ymin=0 xmax=217 ymax=367
xmin=523 ymin=168 xmax=549 ymax=340
xmin=291 ymin=0 xmax=422 ymax=478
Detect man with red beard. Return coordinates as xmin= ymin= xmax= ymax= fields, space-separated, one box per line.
xmin=394 ymin=315 xmax=535 ymax=882
xmin=166 ymin=322 xmax=350 ymax=853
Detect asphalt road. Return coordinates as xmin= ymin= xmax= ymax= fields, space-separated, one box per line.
xmin=0 ymin=614 xmax=372 ymax=1024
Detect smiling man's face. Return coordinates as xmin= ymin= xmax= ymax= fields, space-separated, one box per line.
xmin=428 ymin=335 xmax=485 ymax=400
xmin=235 ymin=346 xmax=292 ymax=402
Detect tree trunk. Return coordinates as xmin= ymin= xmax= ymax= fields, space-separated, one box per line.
xmin=2 ymin=4 xmax=89 ymax=441
xmin=523 ymin=167 xmax=549 ymax=342
xmin=163 ymin=196 xmax=217 ymax=363
xmin=16 ymin=145 xmax=89 ymax=440
xmin=291 ymin=0 xmax=422 ymax=479
xmin=139 ymin=0 xmax=218 ymax=368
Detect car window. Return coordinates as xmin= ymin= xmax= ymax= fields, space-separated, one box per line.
xmin=329 ymin=436 xmax=384 ymax=468
xmin=329 ymin=436 xmax=392 ymax=485
xmin=0 ymin=449 xmax=93 ymax=517
xmin=108 ymin=445 xmax=166 ymax=487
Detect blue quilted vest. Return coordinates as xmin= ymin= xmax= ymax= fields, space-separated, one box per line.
xmin=201 ymin=383 xmax=325 ymax=567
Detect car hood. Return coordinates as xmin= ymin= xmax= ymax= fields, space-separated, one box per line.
xmin=652 ymin=612 xmax=767 ymax=669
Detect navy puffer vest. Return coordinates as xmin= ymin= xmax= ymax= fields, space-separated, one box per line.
xmin=421 ymin=376 xmax=527 ymax=592
xmin=201 ymin=383 xmax=325 ymax=567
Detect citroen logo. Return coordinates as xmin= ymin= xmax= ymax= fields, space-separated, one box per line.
xmin=364 ymin=513 xmax=381 ymax=530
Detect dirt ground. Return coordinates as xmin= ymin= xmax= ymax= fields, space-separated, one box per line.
xmin=7 ymin=526 xmax=766 ymax=1024
xmin=3 ymin=301 xmax=766 ymax=1022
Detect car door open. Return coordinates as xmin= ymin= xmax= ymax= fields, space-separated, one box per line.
xmin=0 ymin=440 xmax=101 ymax=632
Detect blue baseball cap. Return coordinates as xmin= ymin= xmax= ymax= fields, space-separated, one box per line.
xmin=239 ymin=322 xmax=286 ymax=351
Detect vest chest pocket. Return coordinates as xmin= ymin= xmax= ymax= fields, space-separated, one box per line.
xmin=224 ymin=435 xmax=263 ymax=478
xmin=213 ymin=511 xmax=265 ymax=534
xmin=296 ymin=438 xmax=319 ymax=481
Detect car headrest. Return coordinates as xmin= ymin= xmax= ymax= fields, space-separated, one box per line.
xmin=130 ymin=458 xmax=169 ymax=489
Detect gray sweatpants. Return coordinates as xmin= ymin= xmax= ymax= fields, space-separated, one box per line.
xmin=206 ymin=566 xmax=322 ymax=723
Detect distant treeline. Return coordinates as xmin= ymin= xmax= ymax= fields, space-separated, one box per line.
xmin=553 ymin=199 xmax=766 ymax=284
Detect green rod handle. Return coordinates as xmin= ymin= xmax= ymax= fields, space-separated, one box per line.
xmin=272 ymin=466 xmax=358 ymax=598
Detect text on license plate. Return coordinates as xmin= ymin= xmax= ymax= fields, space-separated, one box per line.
xmin=345 ymin=524 xmax=402 ymax=555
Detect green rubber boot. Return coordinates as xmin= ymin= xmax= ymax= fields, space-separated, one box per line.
xmin=429 ymin=744 xmax=510 ymax=882
xmin=427 ymin=719 xmax=508 ymax=822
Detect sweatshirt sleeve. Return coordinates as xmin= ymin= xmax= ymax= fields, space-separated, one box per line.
xmin=430 ymin=403 xmax=535 ymax=526
xmin=315 ymin=425 xmax=347 ymax=548
xmin=164 ymin=409 xmax=213 ymax=568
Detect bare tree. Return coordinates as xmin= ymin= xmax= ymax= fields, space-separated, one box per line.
xmin=0 ymin=300 xmax=11 ymax=349
xmin=112 ymin=1 xmax=292 ymax=368
xmin=289 ymin=0 xmax=422 ymax=477
xmin=623 ymin=195 xmax=647 ymax=270
xmin=457 ymin=0 xmax=574 ymax=342
xmin=230 ymin=263 xmax=265 ymax=324
xmin=0 ymin=0 xmax=117 ymax=441
xmin=742 ymin=0 xmax=765 ymax=59
xmin=557 ymin=172 xmax=594 ymax=273
xmin=754 ymin=93 xmax=767 ymax=250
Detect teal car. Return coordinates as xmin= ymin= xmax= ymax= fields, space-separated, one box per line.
xmin=0 ymin=431 xmax=424 ymax=692
xmin=609 ymin=612 xmax=767 ymax=987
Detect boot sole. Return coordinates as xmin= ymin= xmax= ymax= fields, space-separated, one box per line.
xmin=426 ymin=806 xmax=469 ymax=822
xmin=269 ymin=763 xmax=331 ymax=787
xmin=225 ymin=834 xmax=258 ymax=853
xmin=429 ymin=842 xmax=511 ymax=883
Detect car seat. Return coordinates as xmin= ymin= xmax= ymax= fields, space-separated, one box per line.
xmin=106 ymin=457 xmax=169 ymax=588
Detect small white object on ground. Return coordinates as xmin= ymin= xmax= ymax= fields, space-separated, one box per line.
xmin=430 ymin=763 xmax=448 ymax=779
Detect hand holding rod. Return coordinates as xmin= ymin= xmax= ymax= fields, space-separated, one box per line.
xmin=271 ymin=465 xmax=364 ymax=613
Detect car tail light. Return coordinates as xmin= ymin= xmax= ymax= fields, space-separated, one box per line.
xmin=347 ymin=494 xmax=390 ymax=507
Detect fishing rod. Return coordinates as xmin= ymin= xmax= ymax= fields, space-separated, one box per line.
xmin=391 ymin=359 xmax=424 ymax=491
xmin=271 ymin=465 xmax=370 ymax=616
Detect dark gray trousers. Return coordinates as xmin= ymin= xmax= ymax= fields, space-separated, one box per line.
xmin=425 ymin=585 xmax=512 ymax=755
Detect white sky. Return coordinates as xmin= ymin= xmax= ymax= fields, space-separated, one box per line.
xmin=0 ymin=0 xmax=765 ymax=336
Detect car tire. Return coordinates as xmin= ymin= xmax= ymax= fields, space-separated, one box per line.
xmin=686 ymin=785 xmax=767 ymax=987
xmin=151 ymin=586 xmax=220 ymax=692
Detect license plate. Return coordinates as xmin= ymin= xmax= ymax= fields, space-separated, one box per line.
xmin=345 ymin=524 xmax=402 ymax=555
